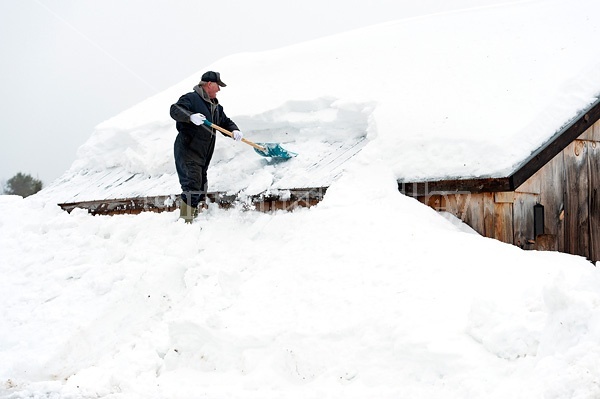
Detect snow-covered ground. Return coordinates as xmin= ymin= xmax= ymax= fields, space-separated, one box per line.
xmin=3 ymin=0 xmax=600 ymax=398
xmin=2 ymin=163 xmax=600 ymax=398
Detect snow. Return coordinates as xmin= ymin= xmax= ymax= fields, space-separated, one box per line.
xmin=3 ymin=0 xmax=600 ymax=398
xmin=2 ymin=165 xmax=600 ymax=398
xmin=40 ymin=0 xmax=600 ymax=203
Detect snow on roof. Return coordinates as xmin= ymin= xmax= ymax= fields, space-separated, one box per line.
xmin=42 ymin=0 xmax=600 ymax=203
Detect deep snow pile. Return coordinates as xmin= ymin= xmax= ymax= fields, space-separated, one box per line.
xmin=2 ymin=162 xmax=600 ymax=398
xmin=4 ymin=0 xmax=600 ymax=397
xmin=40 ymin=0 xmax=600 ymax=205
xmin=41 ymin=97 xmax=373 ymax=203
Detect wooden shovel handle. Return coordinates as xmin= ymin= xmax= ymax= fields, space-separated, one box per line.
xmin=204 ymin=120 xmax=266 ymax=152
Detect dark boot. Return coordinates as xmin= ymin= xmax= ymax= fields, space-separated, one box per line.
xmin=179 ymin=201 xmax=198 ymax=224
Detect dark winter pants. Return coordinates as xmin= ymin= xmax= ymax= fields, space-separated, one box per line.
xmin=174 ymin=135 xmax=208 ymax=208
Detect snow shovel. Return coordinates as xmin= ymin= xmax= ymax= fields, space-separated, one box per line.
xmin=203 ymin=120 xmax=297 ymax=159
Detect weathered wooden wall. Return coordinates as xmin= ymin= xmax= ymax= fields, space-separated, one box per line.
xmin=417 ymin=119 xmax=600 ymax=262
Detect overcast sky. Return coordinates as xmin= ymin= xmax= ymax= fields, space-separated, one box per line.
xmin=0 ymin=0 xmax=505 ymax=186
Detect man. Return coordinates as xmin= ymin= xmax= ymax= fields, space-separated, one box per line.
xmin=170 ymin=71 xmax=244 ymax=223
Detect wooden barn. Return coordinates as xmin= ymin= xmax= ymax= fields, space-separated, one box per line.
xmin=43 ymin=0 xmax=600 ymax=265
xmin=56 ymin=98 xmax=600 ymax=263
xmin=400 ymin=98 xmax=600 ymax=262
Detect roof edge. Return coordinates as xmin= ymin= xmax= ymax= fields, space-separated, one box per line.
xmin=398 ymin=177 xmax=512 ymax=197
xmin=57 ymin=187 xmax=328 ymax=215
xmin=509 ymin=96 xmax=600 ymax=189
xmin=399 ymin=95 xmax=600 ymax=196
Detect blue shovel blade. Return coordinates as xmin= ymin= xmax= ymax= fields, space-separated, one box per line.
xmin=254 ymin=143 xmax=298 ymax=159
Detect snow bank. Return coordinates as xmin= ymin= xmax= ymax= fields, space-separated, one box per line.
xmin=4 ymin=1 xmax=600 ymax=397
xmin=2 ymin=162 xmax=600 ymax=398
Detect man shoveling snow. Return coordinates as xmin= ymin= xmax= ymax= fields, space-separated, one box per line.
xmin=170 ymin=71 xmax=244 ymax=223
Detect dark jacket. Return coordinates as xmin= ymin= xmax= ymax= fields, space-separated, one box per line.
xmin=170 ymin=85 xmax=239 ymax=166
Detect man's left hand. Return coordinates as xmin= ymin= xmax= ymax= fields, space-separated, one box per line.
xmin=232 ymin=130 xmax=243 ymax=141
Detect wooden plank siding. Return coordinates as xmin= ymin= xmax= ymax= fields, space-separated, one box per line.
xmin=564 ymin=140 xmax=590 ymax=258
xmin=412 ymin=119 xmax=600 ymax=262
xmin=538 ymin=152 xmax=565 ymax=252
xmin=482 ymin=192 xmax=495 ymax=239
xmin=588 ymin=140 xmax=600 ymax=261
xmin=493 ymin=201 xmax=514 ymax=244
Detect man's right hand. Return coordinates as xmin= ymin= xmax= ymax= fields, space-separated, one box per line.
xmin=189 ymin=113 xmax=206 ymax=125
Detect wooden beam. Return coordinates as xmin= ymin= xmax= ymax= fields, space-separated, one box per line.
xmin=58 ymin=187 xmax=328 ymax=216
xmin=58 ymin=195 xmax=179 ymax=215
xmin=399 ymin=177 xmax=512 ymax=197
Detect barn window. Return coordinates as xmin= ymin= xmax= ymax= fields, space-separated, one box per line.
xmin=534 ymin=203 xmax=545 ymax=237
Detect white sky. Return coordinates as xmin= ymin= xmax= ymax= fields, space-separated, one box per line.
xmin=0 ymin=0 xmax=505 ymax=185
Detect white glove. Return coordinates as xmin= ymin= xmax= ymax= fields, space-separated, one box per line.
xmin=232 ymin=130 xmax=243 ymax=141
xmin=189 ymin=113 xmax=206 ymax=125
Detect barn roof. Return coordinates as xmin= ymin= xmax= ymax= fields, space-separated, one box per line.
xmin=401 ymin=97 xmax=600 ymax=196
xmin=39 ymin=0 xmax=600 ymax=209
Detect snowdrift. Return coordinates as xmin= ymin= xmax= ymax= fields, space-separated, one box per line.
xmin=2 ymin=165 xmax=600 ymax=398
xmin=3 ymin=1 xmax=600 ymax=398
xmin=40 ymin=0 xmax=600 ymax=204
